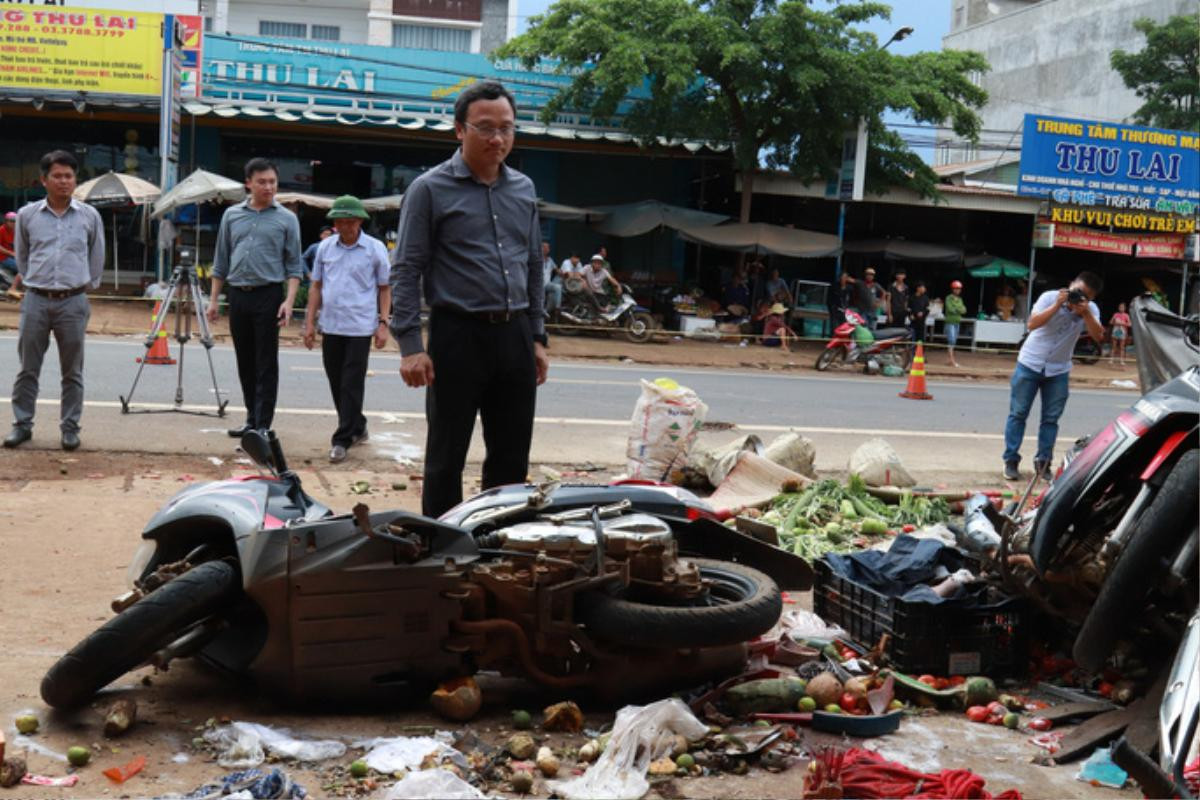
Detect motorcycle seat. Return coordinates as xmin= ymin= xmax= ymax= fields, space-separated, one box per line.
xmin=874 ymin=327 xmax=910 ymax=341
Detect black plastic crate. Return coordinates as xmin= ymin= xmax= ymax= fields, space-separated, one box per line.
xmin=813 ymin=558 xmax=1028 ymax=677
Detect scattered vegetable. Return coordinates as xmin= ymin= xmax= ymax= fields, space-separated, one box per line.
xmin=67 ymin=747 xmax=90 ymax=767
xmin=14 ymin=715 xmax=37 ymax=735
xmin=1028 ymin=717 xmax=1053 ymax=732
xmin=805 ymin=672 xmax=844 ymax=709
xmin=349 ymin=760 xmax=368 ymax=779
xmin=1003 ymin=713 xmax=1020 ymax=729
xmin=966 ymin=706 xmax=990 ymax=723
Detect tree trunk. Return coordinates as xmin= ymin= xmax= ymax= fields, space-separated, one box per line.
xmin=739 ymin=169 xmax=754 ymax=223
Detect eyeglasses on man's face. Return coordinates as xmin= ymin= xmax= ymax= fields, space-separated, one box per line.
xmin=465 ymin=122 xmax=517 ymax=139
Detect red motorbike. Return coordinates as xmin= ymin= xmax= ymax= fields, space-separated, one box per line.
xmin=815 ymin=309 xmax=914 ymax=372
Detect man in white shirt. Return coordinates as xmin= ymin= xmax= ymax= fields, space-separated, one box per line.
xmin=585 ymin=253 xmax=620 ymax=310
xmin=559 ymin=252 xmax=583 ymax=277
xmin=1003 ymin=271 xmax=1104 ymax=481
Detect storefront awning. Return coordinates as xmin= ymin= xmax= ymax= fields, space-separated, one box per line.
xmin=589 ymin=201 xmax=729 ymax=238
xmin=275 ymin=192 xmax=406 ymax=212
xmin=842 ymin=238 xmax=963 ymax=262
xmin=677 ymin=222 xmax=841 ymax=259
xmin=538 ymin=201 xmax=609 ymax=223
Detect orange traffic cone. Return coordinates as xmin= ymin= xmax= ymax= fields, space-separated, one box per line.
xmin=137 ymin=301 xmax=176 ymax=365
xmin=899 ymin=343 xmax=932 ymax=400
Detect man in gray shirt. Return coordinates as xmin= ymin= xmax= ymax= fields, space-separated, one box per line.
xmin=4 ymin=150 xmax=104 ymax=451
xmin=207 ymin=157 xmax=303 ymax=437
xmin=391 ymin=80 xmax=548 ymax=517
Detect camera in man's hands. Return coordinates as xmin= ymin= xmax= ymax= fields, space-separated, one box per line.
xmin=1067 ymin=288 xmax=1087 ymax=306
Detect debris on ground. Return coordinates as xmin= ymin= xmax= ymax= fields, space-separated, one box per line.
xmin=1074 ymin=747 xmax=1128 ymax=789
xmin=14 ymin=713 xmax=38 ymax=735
xmin=429 ymin=677 xmax=483 ymax=722
xmin=547 ymin=698 xmax=707 ymax=800
xmin=625 ymin=378 xmax=707 ymax=482
xmin=804 ymin=747 xmax=1023 ymax=799
xmin=542 ymin=700 xmax=584 ymax=732
xmin=157 ymin=767 xmax=306 ymax=799
xmin=848 ymin=438 xmax=916 ymax=487
xmin=103 ymin=698 xmax=138 ymax=737
xmin=204 ymin=722 xmax=346 ymax=768
xmin=103 ymin=754 xmax=147 ymax=784
xmin=0 ymin=754 xmax=26 ymax=788
xmin=358 ymin=735 xmax=467 ymax=774
xmin=20 ymin=773 xmax=80 ymax=788
xmin=384 ymin=768 xmax=491 ymax=800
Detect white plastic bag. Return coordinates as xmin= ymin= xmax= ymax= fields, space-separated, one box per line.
xmin=203 ymin=721 xmax=346 ymax=768
xmin=848 ymin=438 xmax=915 ymax=487
xmin=626 ymin=378 xmax=708 ymax=481
xmin=547 ymin=698 xmax=708 ymax=800
xmin=356 ymin=736 xmax=467 ymax=773
xmin=384 ymin=769 xmax=491 ymax=800
xmin=781 ymin=609 xmax=847 ymax=641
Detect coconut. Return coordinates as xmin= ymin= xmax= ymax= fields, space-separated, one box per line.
xmin=510 ymin=770 xmax=534 ymax=794
xmin=843 ymin=676 xmax=872 ymax=702
xmin=429 ymin=677 xmax=482 ymax=722
xmin=535 ymin=746 xmax=559 ymax=778
xmin=805 ymin=672 xmax=843 ymax=708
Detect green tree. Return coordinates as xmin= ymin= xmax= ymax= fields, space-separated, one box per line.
xmin=495 ymin=0 xmax=988 ymax=221
xmin=1111 ymin=15 xmax=1199 ymax=131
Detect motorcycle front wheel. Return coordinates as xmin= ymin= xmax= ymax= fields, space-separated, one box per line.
xmin=815 ymin=346 xmax=847 ymax=371
xmin=41 ymin=560 xmax=240 ymax=709
xmin=576 ymin=559 xmax=781 ymax=649
xmin=625 ymin=311 xmax=655 ymax=344
xmin=1072 ymin=449 xmax=1199 ymax=672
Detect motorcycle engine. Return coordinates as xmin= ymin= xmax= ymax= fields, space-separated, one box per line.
xmin=497 ymin=513 xmax=674 ymax=556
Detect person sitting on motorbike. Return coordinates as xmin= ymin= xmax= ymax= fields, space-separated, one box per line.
xmin=585 ymin=253 xmax=621 ymax=311
xmin=0 ymin=212 xmax=16 ymax=288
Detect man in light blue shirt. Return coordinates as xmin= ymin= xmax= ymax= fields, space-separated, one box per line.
xmin=303 ymin=195 xmax=390 ymax=463
xmin=1003 ymin=271 xmax=1104 ymax=481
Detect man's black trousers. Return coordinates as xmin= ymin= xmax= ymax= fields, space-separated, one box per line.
xmin=321 ymin=333 xmax=370 ymax=447
xmin=422 ymin=309 xmax=537 ymax=518
xmin=228 ymin=283 xmax=282 ymax=430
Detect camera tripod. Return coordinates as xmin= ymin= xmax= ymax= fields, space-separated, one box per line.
xmin=120 ymin=264 xmax=229 ymax=417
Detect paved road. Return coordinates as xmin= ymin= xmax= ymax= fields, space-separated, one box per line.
xmin=0 ymin=334 xmax=1137 ymax=475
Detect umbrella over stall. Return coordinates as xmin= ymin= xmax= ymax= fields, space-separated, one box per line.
xmin=968 ymin=256 xmax=1030 ymax=314
xmin=152 ymin=169 xmax=246 ymax=281
xmin=73 ymin=171 xmax=161 ymax=289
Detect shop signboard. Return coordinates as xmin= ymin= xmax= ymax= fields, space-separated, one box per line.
xmin=1046 ymin=220 xmax=1188 ymax=260
xmin=201 ymin=34 xmax=645 ymax=120
xmin=1 ymin=0 xmax=194 ymax=12
xmin=0 ymin=3 xmax=163 ymax=95
xmin=175 ymin=12 xmax=201 ymax=97
xmin=1018 ymin=114 xmax=1200 ymax=230
xmin=1032 ymin=221 xmax=1055 ymax=249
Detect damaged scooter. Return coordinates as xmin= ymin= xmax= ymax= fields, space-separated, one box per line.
xmin=41 ymin=431 xmax=785 ymax=709
xmin=980 ymin=296 xmax=1198 ymax=675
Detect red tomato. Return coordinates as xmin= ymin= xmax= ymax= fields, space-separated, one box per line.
xmin=987 ymin=701 xmax=1007 ymax=716
xmin=1097 ymin=682 xmax=1114 ymax=698
xmin=987 ymin=714 xmax=1005 ymax=726
xmin=1028 ymin=717 xmax=1053 ymax=731
xmin=902 ymin=524 xmax=916 ymax=533
xmin=840 ymin=649 xmax=857 ymax=662
xmin=948 ymin=676 xmax=966 ymax=687
xmin=934 ymin=678 xmax=950 ymax=691
xmin=966 ymin=706 xmax=990 ymax=723
xmin=839 ymin=692 xmax=860 ymax=712
xmin=917 ymin=675 xmax=938 ymax=687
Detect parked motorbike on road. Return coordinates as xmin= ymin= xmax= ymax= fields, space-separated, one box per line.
xmin=815 ymin=309 xmax=914 ymax=372
xmin=41 ymin=432 xmax=784 ymax=709
xmin=990 ymin=296 xmax=1198 ymax=675
xmin=557 ymin=274 xmax=657 ymax=343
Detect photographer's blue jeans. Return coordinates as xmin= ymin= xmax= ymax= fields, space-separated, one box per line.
xmin=1004 ymin=362 xmax=1070 ymax=465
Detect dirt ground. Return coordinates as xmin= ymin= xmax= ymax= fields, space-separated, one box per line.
xmin=0 ymin=451 xmax=1137 ymax=799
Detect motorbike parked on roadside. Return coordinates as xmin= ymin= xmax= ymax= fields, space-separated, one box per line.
xmin=815 ymin=309 xmax=914 ymax=372
xmin=41 ymin=432 xmax=787 ymax=709
xmin=990 ymin=297 xmax=1198 ymax=676
xmin=556 ymin=274 xmax=657 ymax=344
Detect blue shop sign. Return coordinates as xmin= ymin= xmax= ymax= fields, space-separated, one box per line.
xmin=201 ymin=34 xmax=639 ymax=121
xmin=1017 ymin=113 xmax=1199 ymax=217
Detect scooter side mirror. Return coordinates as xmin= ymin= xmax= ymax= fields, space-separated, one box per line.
xmin=240 ymin=430 xmax=277 ymax=471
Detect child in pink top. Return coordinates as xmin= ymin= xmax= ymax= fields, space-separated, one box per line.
xmin=1110 ymin=303 xmax=1131 ymax=366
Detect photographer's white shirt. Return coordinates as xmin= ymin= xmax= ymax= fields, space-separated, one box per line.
xmin=1017 ymin=290 xmax=1101 ymax=377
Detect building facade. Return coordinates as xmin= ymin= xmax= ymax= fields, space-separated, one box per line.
xmin=939 ymin=0 xmax=1194 ymax=165
xmin=197 ymin=0 xmax=514 ymax=53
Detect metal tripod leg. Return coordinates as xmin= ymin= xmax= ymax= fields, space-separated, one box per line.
xmin=119 ymin=266 xmax=228 ymax=416
xmin=119 ymin=272 xmax=180 ymax=413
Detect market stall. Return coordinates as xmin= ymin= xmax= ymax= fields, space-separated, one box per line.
xmin=967 ymin=257 xmax=1030 ymax=350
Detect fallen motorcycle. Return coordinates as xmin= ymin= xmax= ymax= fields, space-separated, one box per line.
xmin=557 ymin=274 xmax=657 ymax=343
xmin=815 ymin=309 xmax=914 ymax=372
xmin=41 ymin=431 xmax=782 ymax=709
xmin=987 ymin=296 xmax=1198 ymax=673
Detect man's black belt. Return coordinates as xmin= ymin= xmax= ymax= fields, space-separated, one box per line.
xmin=28 ymin=285 xmax=87 ymax=299
xmin=435 ymin=306 xmax=523 ymax=324
xmin=232 ymin=283 xmax=282 ymax=292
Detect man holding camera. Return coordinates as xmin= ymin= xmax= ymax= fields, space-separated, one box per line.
xmin=1003 ymin=272 xmax=1104 ymax=481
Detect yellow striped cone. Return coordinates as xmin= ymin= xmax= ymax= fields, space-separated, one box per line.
xmin=138 ymin=301 xmax=177 ymax=365
xmin=899 ymin=343 xmax=932 ymax=400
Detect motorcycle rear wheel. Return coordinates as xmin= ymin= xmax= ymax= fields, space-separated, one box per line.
xmin=815 ymin=346 xmax=847 ymax=371
xmin=1072 ymin=449 xmax=1199 ymax=672
xmin=577 ymin=558 xmax=781 ymax=649
xmin=41 ymin=560 xmax=239 ymax=709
